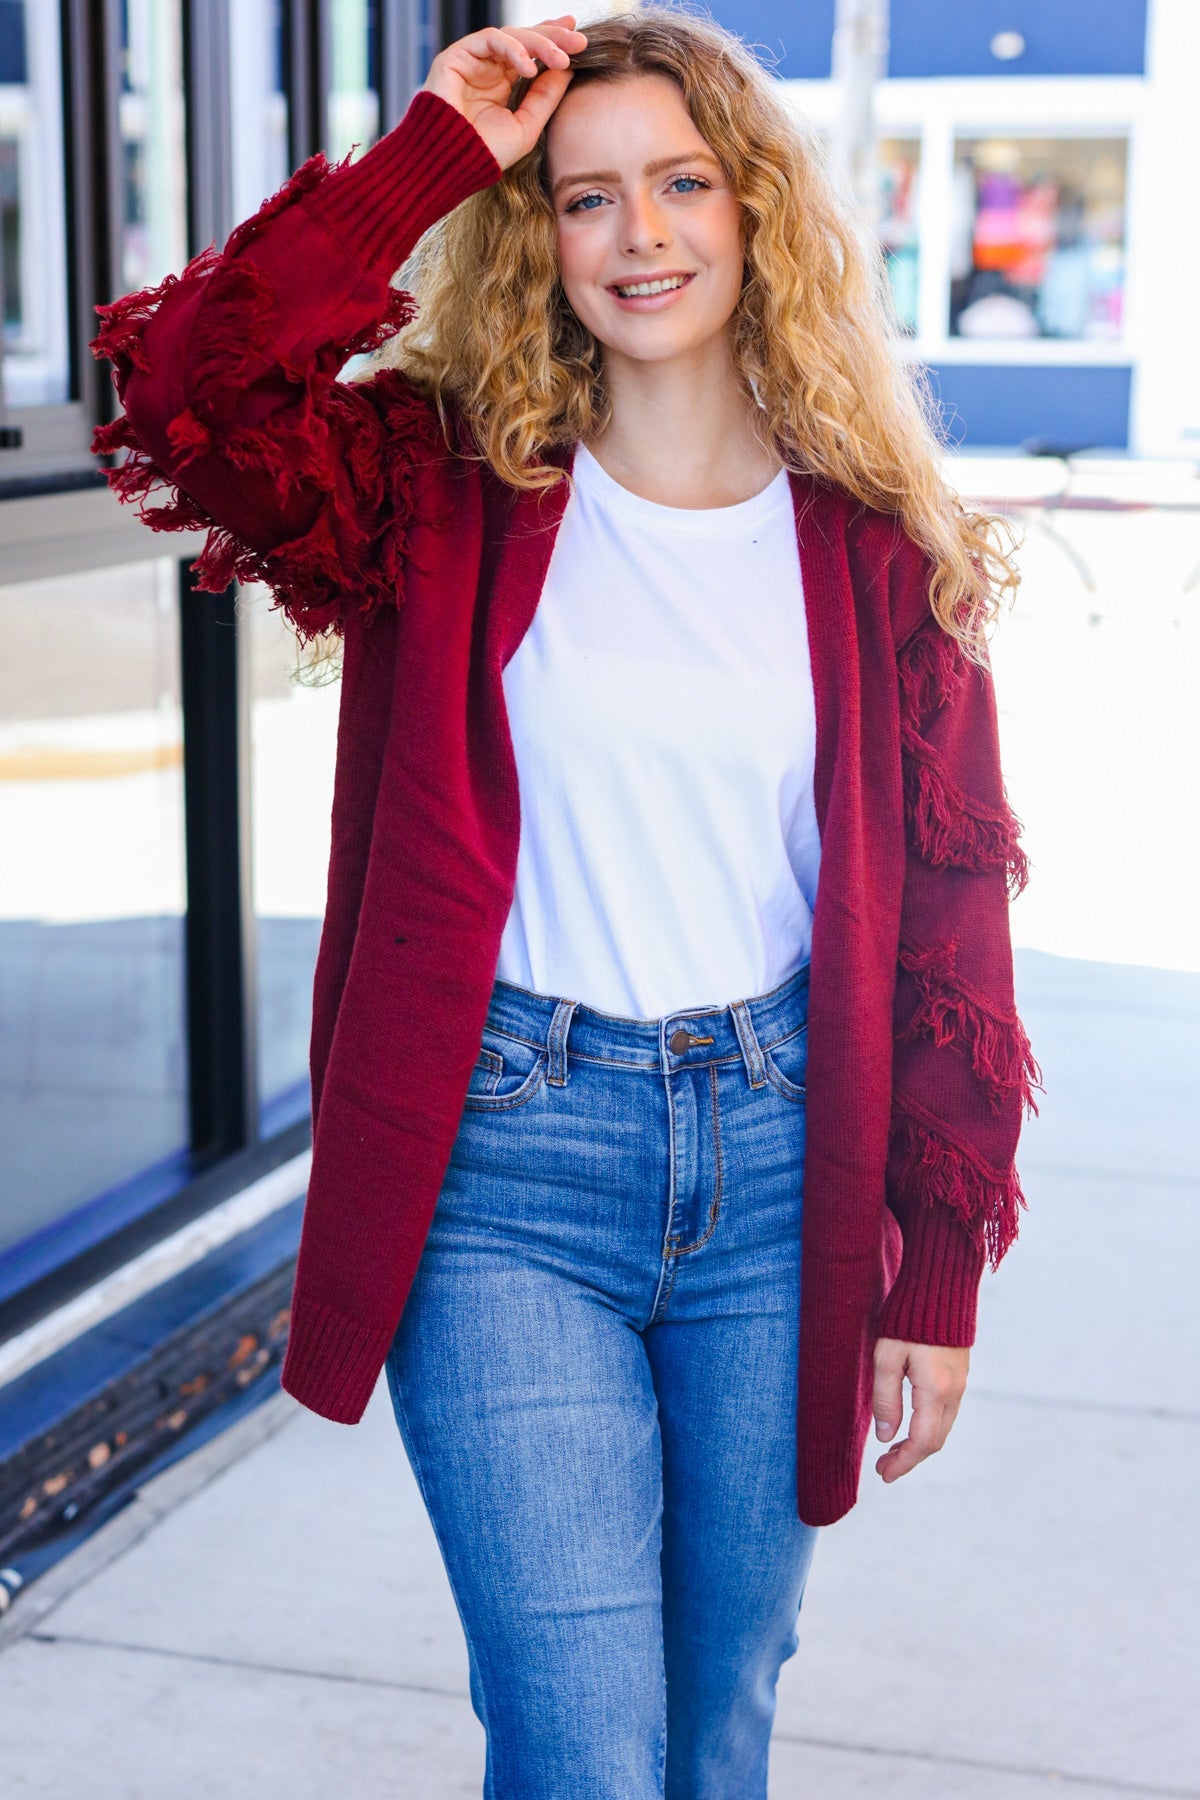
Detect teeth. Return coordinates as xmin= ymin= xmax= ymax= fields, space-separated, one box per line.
xmin=614 ymin=276 xmax=689 ymax=297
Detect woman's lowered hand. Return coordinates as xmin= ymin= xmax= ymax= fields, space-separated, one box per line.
xmin=422 ymin=15 xmax=587 ymax=173
xmin=872 ymin=1338 xmax=970 ymax=1483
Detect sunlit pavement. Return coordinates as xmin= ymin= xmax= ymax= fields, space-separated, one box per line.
xmin=1 ymin=472 xmax=1197 ymax=1796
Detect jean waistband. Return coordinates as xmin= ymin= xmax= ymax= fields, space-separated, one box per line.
xmin=483 ymin=961 xmax=810 ymax=1079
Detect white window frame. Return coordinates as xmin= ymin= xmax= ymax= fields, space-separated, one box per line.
xmin=780 ymin=74 xmax=1144 ymax=367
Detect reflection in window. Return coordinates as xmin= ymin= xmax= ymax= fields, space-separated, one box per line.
xmin=951 ymin=137 xmax=1127 ymax=342
xmin=119 ymin=0 xmax=188 ymax=293
xmin=242 ymin=585 xmax=337 ymax=1131
xmin=327 ymin=0 xmax=381 ymax=165
xmin=0 ymin=0 xmax=70 ymax=404
xmin=230 ymin=0 xmax=290 ymax=229
xmin=0 ymin=559 xmax=188 ymax=1256
xmin=877 ymin=138 xmax=920 ymax=336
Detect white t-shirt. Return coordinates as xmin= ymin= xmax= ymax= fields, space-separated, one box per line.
xmin=494 ymin=441 xmax=821 ymax=1021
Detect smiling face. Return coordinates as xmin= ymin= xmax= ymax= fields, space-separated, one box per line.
xmin=544 ymin=72 xmax=746 ymax=369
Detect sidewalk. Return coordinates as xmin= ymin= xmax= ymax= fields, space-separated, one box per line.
xmin=1 ymin=949 xmax=1197 ymax=1798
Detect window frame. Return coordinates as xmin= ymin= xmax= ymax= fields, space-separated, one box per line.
xmin=779 ymin=71 xmax=1142 ymax=364
xmin=0 ymin=0 xmax=500 ymax=1346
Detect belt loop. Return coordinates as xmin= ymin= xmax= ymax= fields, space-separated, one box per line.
xmin=729 ymin=998 xmax=768 ymax=1088
xmin=546 ymin=997 xmax=578 ymax=1086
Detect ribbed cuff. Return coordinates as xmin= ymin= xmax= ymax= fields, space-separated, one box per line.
xmin=279 ymin=1293 xmax=397 ymax=1424
xmin=303 ymin=87 xmax=503 ymax=276
xmin=875 ymin=1192 xmax=987 ymax=1346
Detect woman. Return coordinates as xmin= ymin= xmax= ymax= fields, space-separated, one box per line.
xmin=91 ymin=9 xmax=1040 ymax=1795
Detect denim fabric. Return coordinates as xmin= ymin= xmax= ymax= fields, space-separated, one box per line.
xmin=384 ymin=960 xmax=819 ymax=1799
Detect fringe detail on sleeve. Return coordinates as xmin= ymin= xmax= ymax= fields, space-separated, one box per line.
xmin=896 ymin=617 xmax=970 ymax=723
xmin=891 ymin=1095 xmax=1028 ymax=1268
xmin=898 ymin=939 xmax=1043 ymax=1117
xmin=900 ymin=723 xmax=1031 ymax=899
xmin=89 ymin=155 xmax=444 ymax=646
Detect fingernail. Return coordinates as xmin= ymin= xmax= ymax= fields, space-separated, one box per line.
xmin=876 ymin=1420 xmax=895 ymax=1440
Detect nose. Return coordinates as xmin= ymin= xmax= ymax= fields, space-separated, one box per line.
xmin=622 ymin=189 xmax=669 ymax=257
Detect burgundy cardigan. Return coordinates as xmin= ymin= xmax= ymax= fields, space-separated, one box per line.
xmin=90 ymin=89 xmax=1039 ymax=1527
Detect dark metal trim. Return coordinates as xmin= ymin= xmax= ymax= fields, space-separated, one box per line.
xmin=0 ymin=465 xmax=107 ymax=502
xmin=178 ymin=566 xmax=260 ymax=1163
xmin=95 ymin=0 xmax=126 ymax=417
xmin=59 ymin=0 xmax=104 ymax=420
xmin=439 ymin=1 xmax=502 ymax=44
xmin=283 ymin=0 xmax=322 ymax=165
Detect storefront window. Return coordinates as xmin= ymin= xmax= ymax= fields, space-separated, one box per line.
xmin=0 ymin=558 xmax=188 ymax=1261
xmin=0 ymin=0 xmax=70 ymax=405
xmin=243 ymin=584 xmax=337 ymax=1130
xmin=229 ymin=0 xmax=290 ymax=229
xmin=327 ymin=0 xmax=381 ymax=165
xmin=950 ymin=136 xmax=1127 ymax=342
xmin=878 ymin=137 xmax=920 ymax=335
xmin=119 ymin=0 xmax=188 ymax=293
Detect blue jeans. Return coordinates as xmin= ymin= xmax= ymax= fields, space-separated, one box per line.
xmin=384 ymin=961 xmax=819 ymax=1799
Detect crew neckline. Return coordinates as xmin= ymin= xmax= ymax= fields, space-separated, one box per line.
xmin=571 ymin=441 xmax=792 ymax=533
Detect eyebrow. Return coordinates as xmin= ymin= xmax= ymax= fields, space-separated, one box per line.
xmin=551 ymin=151 xmax=723 ymax=197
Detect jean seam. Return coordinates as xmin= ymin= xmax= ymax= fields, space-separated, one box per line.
xmin=668 ymin=1061 xmax=725 ymax=1256
xmin=384 ymin=1347 xmax=494 ymax=1759
xmin=650 ymin=1066 xmax=680 ymax=1321
xmin=762 ymin=1052 xmax=807 ymax=1104
xmin=461 ymin=1052 xmax=548 ymax=1111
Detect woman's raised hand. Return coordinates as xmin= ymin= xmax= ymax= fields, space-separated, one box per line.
xmin=422 ymin=16 xmax=588 ymax=173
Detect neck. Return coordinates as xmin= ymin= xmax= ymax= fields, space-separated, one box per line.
xmin=584 ymin=331 xmax=780 ymax=508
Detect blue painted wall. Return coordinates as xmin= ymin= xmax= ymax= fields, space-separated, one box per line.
xmin=889 ymin=1 xmax=1147 ymax=79
xmin=924 ymin=364 xmax=1132 ymax=450
xmin=668 ymin=1 xmax=836 ymax=79
xmin=694 ymin=0 xmax=1147 ymax=80
xmin=0 ymin=0 xmax=26 ymax=84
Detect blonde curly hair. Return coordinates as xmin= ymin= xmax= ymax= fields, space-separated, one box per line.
xmin=339 ymin=1 xmax=1019 ymax=682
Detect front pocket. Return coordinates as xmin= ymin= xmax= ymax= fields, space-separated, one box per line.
xmin=462 ymin=1027 xmax=548 ymax=1111
xmin=762 ymin=1023 xmax=808 ymax=1102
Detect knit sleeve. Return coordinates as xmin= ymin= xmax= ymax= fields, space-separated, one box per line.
xmin=875 ymin=608 xmax=1042 ymax=1346
xmin=88 ymin=89 xmax=501 ymax=646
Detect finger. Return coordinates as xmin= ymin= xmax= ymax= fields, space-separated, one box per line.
xmin=876 ymin=1385 xmax=946 ymax=1482
xmin=509 ymin=63 xmax=574 ymax=133
xmin=462 ymin=27 xmax=547 ymax=81
xmin=524 ymin=18 xmax=589 ymax=44
xmin=939 ymin=1379 xmax=966 ymax=1445
xmin=502 ymin=25 xmax=582 ymax=68
xmin=871 ymin=1339 xmax=906 ymax=1444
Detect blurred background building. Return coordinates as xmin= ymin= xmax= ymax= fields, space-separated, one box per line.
xmin=1 ymin=0 xmax=1197 ymax=1607
xmin=670 ymin=0 xmax=1199 ymax=456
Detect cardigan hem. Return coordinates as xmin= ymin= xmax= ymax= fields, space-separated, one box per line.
xmin=797 ymin=1447 xmax=867 ymax=1528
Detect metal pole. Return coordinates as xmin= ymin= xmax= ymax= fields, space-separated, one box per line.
xmin=830 ymin=0 xmax=890 ymax=229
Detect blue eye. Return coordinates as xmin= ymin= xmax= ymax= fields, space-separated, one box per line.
xmin=564 ymin=174 xmax=712 ymax=214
